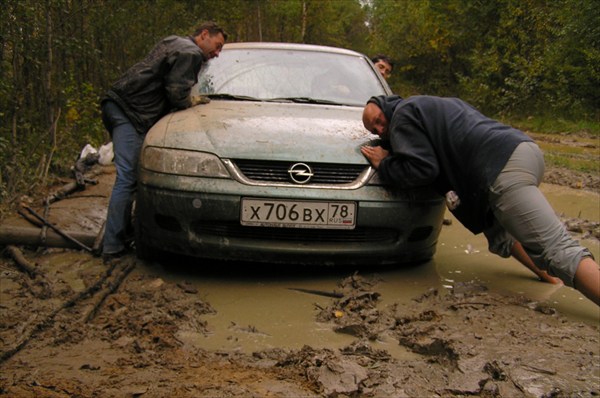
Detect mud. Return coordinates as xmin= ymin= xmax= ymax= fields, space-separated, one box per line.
xmin=0 ymin=160 xmax=599 ymax=397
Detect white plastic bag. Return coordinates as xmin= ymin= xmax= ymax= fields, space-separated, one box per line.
xmin=98 ymin=142 xmax=114 ymax=165
xmin=79 ymin=143 xmax=98 ymax=159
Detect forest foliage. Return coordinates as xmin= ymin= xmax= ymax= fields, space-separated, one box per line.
xmin=1 ymin=0 xmax=598 ymax=205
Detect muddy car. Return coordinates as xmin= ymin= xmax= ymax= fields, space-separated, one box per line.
xmin=134 ymin=42 xmax=445 ymax=265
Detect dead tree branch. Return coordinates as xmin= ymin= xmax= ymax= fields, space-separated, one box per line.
xmin=5 ymin=245 xmax=42 ymax=278
xmin=4 ymin=245 xmax=53 ymax=299
xmin=22 ymin=206 xmax=93 ymax=252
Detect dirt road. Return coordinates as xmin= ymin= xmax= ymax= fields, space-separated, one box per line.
xmin=0 ymin=161 xmax=598 ymax=397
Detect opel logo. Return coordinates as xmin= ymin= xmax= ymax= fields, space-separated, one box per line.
xmin=288 ymin=163 xmax=314 ymax=184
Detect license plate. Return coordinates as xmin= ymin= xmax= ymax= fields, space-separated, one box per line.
xmin=241 ymin=198 xmax=356 ymax=229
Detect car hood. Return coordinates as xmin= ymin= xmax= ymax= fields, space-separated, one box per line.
xmin=146 ymin=100 xmax=375 ymax=163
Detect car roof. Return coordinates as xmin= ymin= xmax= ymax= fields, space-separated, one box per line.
xmin=221 ymin=42 xmax=366 ymax=57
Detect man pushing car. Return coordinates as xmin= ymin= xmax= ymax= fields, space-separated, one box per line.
xmin=361 ymin=94 xmax=599 ymax=306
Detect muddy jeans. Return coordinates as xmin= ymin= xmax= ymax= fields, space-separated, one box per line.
xmin=483 ymin=142 xmax=593 ymax=286
xmin=101 ymin=100 xmax=145 ymax=255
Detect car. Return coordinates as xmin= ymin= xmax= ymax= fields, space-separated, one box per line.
xmin=134 ymin=42 xmax=446 ymax=266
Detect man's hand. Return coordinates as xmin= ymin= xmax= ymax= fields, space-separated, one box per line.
xmin=190 ymin=95 xmax=211 ymax=106
xmin=538 ymin=270 xmax=564 ymax=285
xmin=360 ymin=145 xmax=389 ymax=169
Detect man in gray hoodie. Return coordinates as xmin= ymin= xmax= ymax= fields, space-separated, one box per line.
xmin=101 ymin=22 xmax=227 ymax=260
xmin=361 ymin=95 xmax=599 ymax=306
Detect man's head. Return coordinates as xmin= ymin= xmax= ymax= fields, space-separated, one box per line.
xmin=363 ymin=102 xmax=389 ymax=139
xmin=371 ymin=54 xmax=394 ymax=80
xmin=362 ymin=95 xmax=404 ymax=140
xmin=193 ymin=22 xmax=228 ymax=59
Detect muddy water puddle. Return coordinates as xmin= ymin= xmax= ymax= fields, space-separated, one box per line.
xmin=540 ymin=182 xmax=599 ymax=220
xmin=436 ymin=219 xmax=599 ymax=323
xmin=140 ymin=183 xmax=599 ymax=356
xmin=146 ymin=261 xmax=430 ymax=359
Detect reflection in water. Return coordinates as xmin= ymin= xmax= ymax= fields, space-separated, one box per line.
xmin=145 ymin=183 xmax=599 ymax=354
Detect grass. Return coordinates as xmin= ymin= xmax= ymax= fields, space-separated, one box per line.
xmin=543 ymin=152 xmax=598 ymax=174
xmin=506 ymin=116 xmax=600 ymax=136
xmin=501 ymin=116 xmax=600 ymax=176
xmin=531 ymin=134 xmax=598 ymax=174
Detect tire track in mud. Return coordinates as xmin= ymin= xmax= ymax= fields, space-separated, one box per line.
xmin=0 ymin=257 xmax=132 ymax=364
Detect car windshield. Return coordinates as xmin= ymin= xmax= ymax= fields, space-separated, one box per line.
xmin=194 ymin=47 xmax=387 ymax=107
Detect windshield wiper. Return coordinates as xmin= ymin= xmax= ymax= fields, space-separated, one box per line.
xmin=205 ymin=94 xmax=347 ymax=106
xmin=268 ymin=97 xmax=345 ymax=105
xmin=205 ymin=93 xmax=263 ymax=102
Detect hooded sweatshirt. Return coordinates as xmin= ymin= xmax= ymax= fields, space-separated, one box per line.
xmin=368 ymin=95 xmax=533 ymax=234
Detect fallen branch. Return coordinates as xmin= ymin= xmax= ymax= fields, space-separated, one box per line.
xmin=46 ymin=167 xmax=104 ymax=205
xmin=0 ymin=225 xmax=96 ymax=249
xmin=23 ymin=206 xmax=93 ymax=252
xmin=5 ymin=245 xmax=42 ymax=278
xmin=42 ymin=194 xmax=51 ymax=244
xmin=57 ymin=194 xmax=107 ymax=200
xmin=288 ymin=287 xmax=344 ymax=298
xmin=45 ymin=181 xmax=84 ymax=204
xmin=4 ymin=245 xmax=52 ymax=298
xmin=16 ymin=209 xmax=43 ymax=228
xmin=17 ymin=206 xmax=48 ymax=245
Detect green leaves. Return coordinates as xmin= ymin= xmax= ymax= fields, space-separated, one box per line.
xmin=367 ymin=0 xmax=598 ymax=118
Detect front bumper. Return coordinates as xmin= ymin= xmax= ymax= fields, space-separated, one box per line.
xmin=135 ymin=172 xmax=446 ymax=265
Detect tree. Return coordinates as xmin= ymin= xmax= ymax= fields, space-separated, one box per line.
xmin=366 ymin=0 xmax=599 ymax=118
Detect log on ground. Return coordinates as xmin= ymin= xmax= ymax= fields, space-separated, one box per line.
xmin=0 ymin=225 xmax=97 ymax=250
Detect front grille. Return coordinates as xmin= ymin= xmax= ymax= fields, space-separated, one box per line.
xmin=191 ymin=221 xmax=399 ymax=243
xmin=233 ymin=159 xmax=366 ymax=185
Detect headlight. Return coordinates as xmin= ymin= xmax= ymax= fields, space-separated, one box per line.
xmin=141 ymin=147 xmax=231 ymax=178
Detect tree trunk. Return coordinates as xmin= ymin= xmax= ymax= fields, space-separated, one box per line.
xmin=301 ymin=0 xmax=307 ymax=43
xmin=257 ymin=0 xmax=262 ymax=42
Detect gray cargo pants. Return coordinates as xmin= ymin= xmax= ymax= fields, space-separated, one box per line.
xmin=483 ymin=142 xmax=593 ymax=286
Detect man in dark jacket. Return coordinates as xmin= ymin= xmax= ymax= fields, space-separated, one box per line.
xmin=101 ymin=21 xmax=227 ymax=260
xmin=361 ymin=95 xmax=599 ymax=306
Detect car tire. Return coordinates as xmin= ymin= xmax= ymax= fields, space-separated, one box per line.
xmin=134 ymin=230 xmax=156 ymax=261
xmin=133 ymin=201 xmax=159 ymax=261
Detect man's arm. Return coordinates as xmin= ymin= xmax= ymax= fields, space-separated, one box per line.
xmin=165 ymin=50 xmax=204 ymax=110
xmin=511 ymin=241 xmax=563 ymax=284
